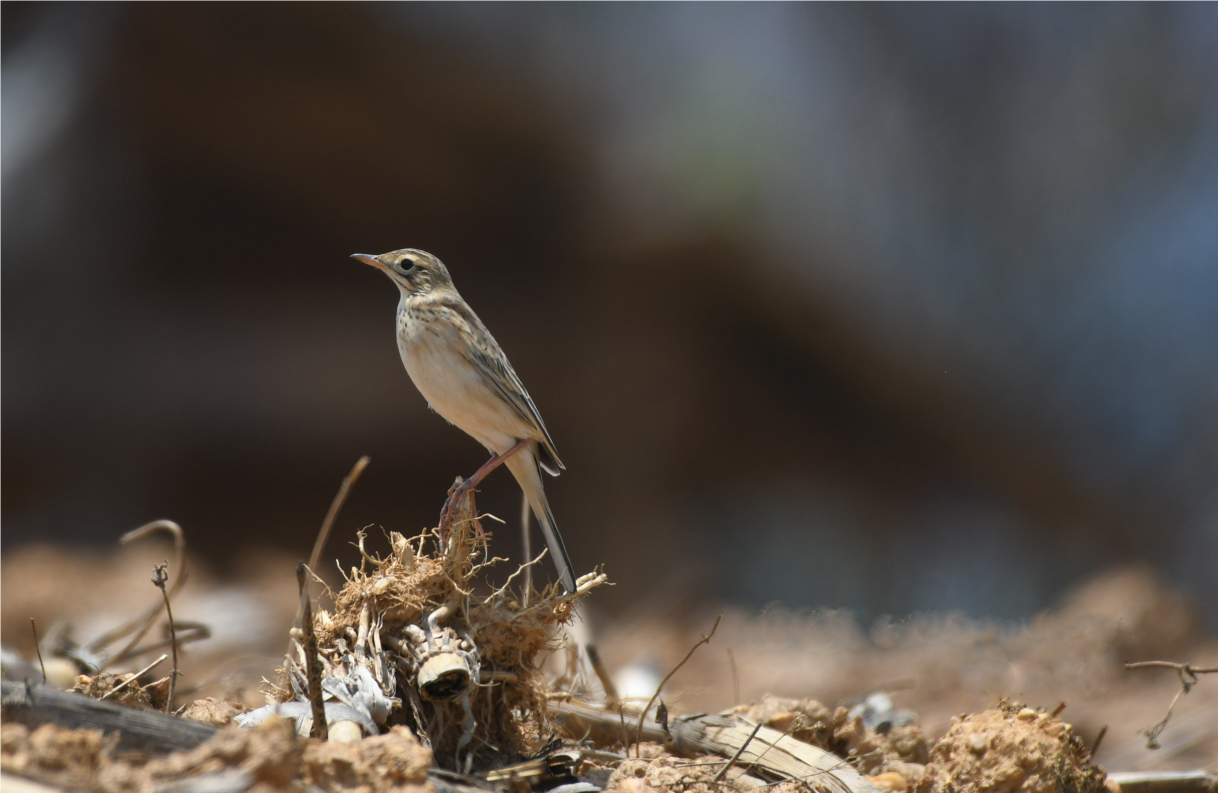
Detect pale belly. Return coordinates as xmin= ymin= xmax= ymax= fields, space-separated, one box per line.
xmin=396 ymin=315 xmax=529 ymax=455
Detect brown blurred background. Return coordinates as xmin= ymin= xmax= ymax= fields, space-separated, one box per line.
xmin=4 ymin=3 xmax=1217 ymax=624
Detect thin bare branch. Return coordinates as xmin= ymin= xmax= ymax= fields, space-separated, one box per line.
xmin=1126 ymin=659 xmax=1217 ymax=748
xmin=310 ymin=456 xmax=370 ymax=575
xmin=1126 ymin=661 xmax=1218 ymax=675
xmin=586 ymin=644 xmax=620 ymax=708
xmin=635 ymin=613 xmax=723 ymax=754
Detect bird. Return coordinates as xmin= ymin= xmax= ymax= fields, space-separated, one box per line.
xmin=352 ymin=248 xmax=577 ymax=593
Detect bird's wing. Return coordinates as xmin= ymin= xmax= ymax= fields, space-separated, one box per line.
xmin=451 ymin=301 xmax=566 ymax=474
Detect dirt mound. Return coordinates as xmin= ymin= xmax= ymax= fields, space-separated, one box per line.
xmin=916 ymin=701 xmax=1105 ymax=793
xmin=1 ymin=716 xmax=433 ymax=793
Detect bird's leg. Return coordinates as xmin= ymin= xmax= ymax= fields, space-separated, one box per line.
xmin=438 ymin=439 xmax=531 ymax=540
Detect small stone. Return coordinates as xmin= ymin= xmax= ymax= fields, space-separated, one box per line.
xmin=867 ymin=771 xmax=908 ymax=793
xmin=968 ymin=733 xmax=987 ymax=753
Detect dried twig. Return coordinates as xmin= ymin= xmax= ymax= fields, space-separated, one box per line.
xmin=1091 ymin=725 xmax=1107 ymax=756
xmin=1125 ymin=660 xmax=1217 ymax=749
xmin=151 ymin=564 xmax=179 ymax=712
xmin=635 ymin=613 xmax=723 ymax=754
xmin=296 ymin=563 xmax=328 ymax=740
xmin=99 ymin=654 xmax=168 ymax=701
xmin=1125 ymin=661 xmax=1218 ymax=674
xmin=520 ymin=492 xmax=532 ymax=606
xmin=30 ymin=618 xmax=47 ymax=683
xmin=287 ymin=457 xmax=369 ymax=660
xmin=711 ymin=719 xmax=763 ymax=784
xmin=586 ymin=644 xmax=620 ymax=708
xmin=310 ymin=456 xmax=370 ymax=575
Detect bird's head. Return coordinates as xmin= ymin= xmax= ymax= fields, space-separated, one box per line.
xmin=351 ymin=249 xmax=453 ymax=296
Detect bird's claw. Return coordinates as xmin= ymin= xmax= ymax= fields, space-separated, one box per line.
xmin=437 ymin=478 xmax=476 ymax=547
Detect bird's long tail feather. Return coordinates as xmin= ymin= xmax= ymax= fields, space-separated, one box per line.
xmin=505 ymin=448 xmax=577 ymax=593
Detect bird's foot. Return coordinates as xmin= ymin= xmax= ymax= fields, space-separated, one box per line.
xmin=438 ymin=476 xmax=487 ymax=549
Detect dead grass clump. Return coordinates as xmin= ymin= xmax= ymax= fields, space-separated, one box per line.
xmin=916 ymin=701 xmax=1105 ymax=793
xmin=282 ymin=491 xmax=606 ymax=773
xmin=313 ymin=531 xmax=449 ymax=650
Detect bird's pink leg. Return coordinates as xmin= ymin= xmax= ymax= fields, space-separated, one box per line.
xmin=438 ymin=439 xmax=531 ymax=540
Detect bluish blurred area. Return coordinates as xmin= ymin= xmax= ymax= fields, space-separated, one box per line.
xmin=3 ymin=3 xmax=1216 ymax=624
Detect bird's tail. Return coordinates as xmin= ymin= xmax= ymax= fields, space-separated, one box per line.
xmin=505 ymin=447 xmax=577 ymax=593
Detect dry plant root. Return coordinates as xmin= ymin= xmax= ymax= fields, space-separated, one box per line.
xmin=243 ymin=483 xmax=606 ymax=773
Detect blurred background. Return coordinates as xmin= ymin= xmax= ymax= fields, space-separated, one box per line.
xmin=5 ymin=3 xmax=1218 ymax=627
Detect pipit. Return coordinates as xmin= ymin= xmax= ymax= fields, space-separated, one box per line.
xmin=352 ymin=248 xmax=577 ymax=593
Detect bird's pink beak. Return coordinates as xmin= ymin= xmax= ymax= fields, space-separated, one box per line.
xmin=351 ymin=253 xmax=385 ymax=269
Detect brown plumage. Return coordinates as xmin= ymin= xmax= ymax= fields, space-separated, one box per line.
xmin=352 ymin=248 xmax=576 ymax=592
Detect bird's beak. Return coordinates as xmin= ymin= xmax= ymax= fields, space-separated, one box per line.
xmin=351 ymin=253 xmax=385 ymax=270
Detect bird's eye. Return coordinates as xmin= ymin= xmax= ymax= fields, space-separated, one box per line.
xmin=399 ymin=259 xmax=416 ymax=273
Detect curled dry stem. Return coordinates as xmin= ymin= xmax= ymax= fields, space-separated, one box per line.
xmin=91 ymin=520 xmax=187 ymax=669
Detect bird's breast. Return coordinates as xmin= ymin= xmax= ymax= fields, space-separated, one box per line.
xmin=395 ymin=309 xmax=527 ymax=453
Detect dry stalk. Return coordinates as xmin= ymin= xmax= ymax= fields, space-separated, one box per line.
xmin=635 ymin=613 xmax=723 ymax=755
xmin=296 ymin=563 xmax=328 ymax=740
xmin=289 ymin=454 xmax=371 ymax=660
xmin=585 ymin=644 xmax=620 ymax=708
xmin=520 ymin=492 xmax=532 ymax=605
xmin=310 ymin=456 xmax=371 ymax=575
xmin=1090 ymin=725 xmax=1107 ymax=756
xmin=30 ymin=618 xmax=47 ymax=683
xmin=711 ymin=720 xmax=764 ymax=784
xmin=150 ymin=563 xmax=178 ymax=712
